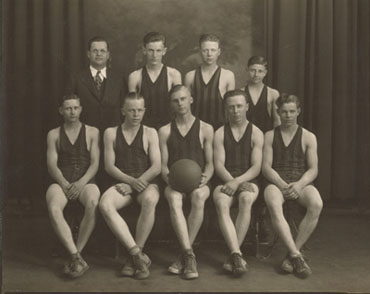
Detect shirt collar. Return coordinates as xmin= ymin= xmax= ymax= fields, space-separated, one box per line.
xmin=90 ymin=66 xmax=107 ymax=79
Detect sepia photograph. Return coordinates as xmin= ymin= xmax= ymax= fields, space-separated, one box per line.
xmin=1 ymin=0 xmax=370 ymax=293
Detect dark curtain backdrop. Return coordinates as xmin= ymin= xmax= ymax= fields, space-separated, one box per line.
xmin=2 ymin=0 xmax=369 ymax=210
xmin=265 ymin=0 xmax=370 ymax=206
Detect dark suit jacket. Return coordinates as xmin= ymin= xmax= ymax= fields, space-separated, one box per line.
xmin=65 ymin=67 xmax=127 ymax=133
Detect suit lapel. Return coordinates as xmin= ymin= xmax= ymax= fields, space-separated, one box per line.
xmin=101 ymin=68 xmax=113 ymax=104
xmin=81 ymin=68 xmax=101 ymax=102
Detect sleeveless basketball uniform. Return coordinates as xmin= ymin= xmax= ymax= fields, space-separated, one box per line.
xmin=192 ymin=66 xmax=224 ymax=130
xmin=58 ymin=124 xmax=94 ymax=183
xmin=114 ymin=124 xmax=151 ymax=180
xmin=140 ymin=65 xmax=171 ymax=130
xmin=272 ymin=126 xmax=307 ymax=183
xmin=167 ymin=118 xmax=205 ymax=171
xmin=244 ymin=85 xmax=273 ymax=133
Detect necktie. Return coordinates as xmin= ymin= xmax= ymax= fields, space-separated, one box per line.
xmin=95 ymin=70 xmax=102 ymax=91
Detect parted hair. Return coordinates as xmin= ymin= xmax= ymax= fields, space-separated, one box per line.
xmin=143 ymin=32 xmax=166 ymax=46
xmin=122 ymin=92 xmax=145 ymax=107
xmin=276 ymin=93 xmax=301 ymax=109
xmin=247 ymin=56 xmax=268 ymax=69
xmin=87 ymin=36 xmax=110 ymax=51
xmin=199 ymin=33 xmax=220 ymax=46
xmin=223 ymin=89 xmax=248 ymax=105
xmin=60 ymin=94 xmax=81 ymax=107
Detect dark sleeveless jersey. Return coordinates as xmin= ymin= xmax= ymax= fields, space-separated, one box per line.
xmin=167 ymin=118 xmax=205 ymax=170
xmin=272 ymin=126 xmax=307 ymax=183
xmin=115 ymin=124 xmax=150 ymax=178
xmin=192 ymin=66 xmax=224 ymax=130
xmin=245 ymin=85 xmax=273 ymax=133
xmin=140 ymin=65 xmax=171 ymax=130
xmin=58 ymin=124 xmax=91 ymax=182
xmin=224 ymin=122 xmax=253 ymax=177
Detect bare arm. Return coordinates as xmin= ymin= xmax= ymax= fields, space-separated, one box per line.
xmin=213 ymin=127 xmax=234 ymax=183
xmin=184 ymin=70 xmax=195 ymax=93
xmin=138 ymin=127 xmax=161 ymax=183
xmin=270 ymin=88 xmax=281 ymax=127
xmin=46 ymin=129 xmax=70 ymax=191
xmin=225 ymin=70 xmax=236 ymax=92
xmin=200 ymin=123 xmax=214 ymax=186
xmin=159 ymin=125 xmax=171 ymax=184
xmin=128 ymin=70 xmax=141 ymax=92
xmin=169 ymin=68 xmax=182 ymax=88
xmin=262 ymin=130 xmax=289 ymax=190
xmin=293 ymin=131 xmax=318 ymax=190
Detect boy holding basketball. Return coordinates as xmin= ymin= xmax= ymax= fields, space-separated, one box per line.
xmin=99 ymin=92 xmax=161 ymax=279
xmin=213 ymin=90 xmax=264 ymax=275
xmin=159 ymin=84 xmax=214 ymax=279
xmin=262 ymin=94 xmax=322 ymax=278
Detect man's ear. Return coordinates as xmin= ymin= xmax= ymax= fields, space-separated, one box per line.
xmin=58 ymin=106 xmax=63 ymax=115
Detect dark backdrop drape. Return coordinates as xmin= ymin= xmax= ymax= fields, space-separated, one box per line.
xmin=265 ymin=0 xmax=370 ymax=206
xmin=2 ymin=0 xmax=369 ymax=211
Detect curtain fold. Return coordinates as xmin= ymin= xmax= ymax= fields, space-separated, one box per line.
xmin=265 ymin=0 xmax=370 ymax=204
xmin=2 ymin=0 xmax=369 ymax=209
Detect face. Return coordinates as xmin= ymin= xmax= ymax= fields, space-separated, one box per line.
xmin=247 ymin=64 xmax=267 ymax=84
xmin=59 ymin=99 xmax=82 ymax=123
xmin=143 ymin=41 xmax=167 ymax=66
xmin=200 ymin=41 xmax=221 ymax=65
xmin=170 ymin=88 xmax=193 ymax=115
xmin=278 ymin=102 xmax=301 ymax=127
xmin=87 ymin=41 xmax=110 ymax=69
xmin=225 ymin=95 xmax=248 ymax=124
xmin=122 ymin=98 xmax=146 ymax=126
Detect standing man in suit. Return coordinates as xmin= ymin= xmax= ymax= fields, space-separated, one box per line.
xmin=65 ymin=36 xmax=126 ymax=134
xmin=128 ymin=32 xmax=182 ymax=130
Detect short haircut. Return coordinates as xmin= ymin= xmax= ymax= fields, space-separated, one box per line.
xmin=223 ymin=89 xmax=248 ymax=105
xmin=143 ymin=32 xmax=166 ymax=46
xmin=169 ymin=84 xmax=190 ymax=98
xmin=87 ymin=36 xmax=110 ymax=51
xmin=60 ymin=94 xmax=80 ymax=107
xmin=122 ymin=92 xmax=145 ymax=107
xmin=247 ymin=56 xmax=268 ymax=69
xmin=276 ymin=93 xmax=301 ymax=109
xmin=199 ymin=33 xmax=220 ymax=46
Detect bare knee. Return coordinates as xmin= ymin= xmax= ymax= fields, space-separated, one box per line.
xmin=238 ymin=192 xmax=255 ymax=209
xmin=99 ymin=193 xmax=115 ymax=216
xmin=140 ymin=189 xmax=159 ymax=210
xmin=191 ymin=188 xmax=209 ymax=209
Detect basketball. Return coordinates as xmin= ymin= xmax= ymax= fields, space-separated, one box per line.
xmin=169 ymin=159 xmax=202 ymax=193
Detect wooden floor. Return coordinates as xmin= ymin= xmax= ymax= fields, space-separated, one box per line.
xmin=2 ymin=206 xmax=370 ymax=293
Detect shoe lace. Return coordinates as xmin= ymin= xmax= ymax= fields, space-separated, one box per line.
xmin=184 ymin=253 xmax=196 ymax=271
xmin=292 ymin=255 xmax=306 ymax=269
xmin=232 ymin=253 xmax=243 ymax=268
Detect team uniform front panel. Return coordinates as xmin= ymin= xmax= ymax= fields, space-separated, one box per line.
xmin=192 ymin=66 xmax=224 ymax=130
xmin=245 ymin=85 xmax=273 ymax=133
xmin=272 ymin=126 xmax=307 ymax=183
xmin=114 ymin=124 xmax=151 ymax=180
xmin=58 ymin=124 xmax=93 ymax=183
xmin=167 ymin=118 xmax=205 ymax=171
xmin=141 ymin=66 xmax=171 ymax=130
